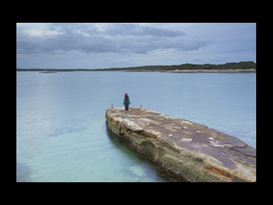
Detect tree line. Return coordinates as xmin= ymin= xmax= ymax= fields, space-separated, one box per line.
xmin=104 ymin=61 xmax=256 ymax=71
xmin=17 ymin=61 xmax=256 ymax=72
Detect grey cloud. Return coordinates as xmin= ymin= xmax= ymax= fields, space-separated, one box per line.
xmin=143 ymin=26 xmax=185 ymax=37
xmin=17 ymin=23 xmax=210 ymax=55
xmin=105 ymin=23 xmax=186 ymax=37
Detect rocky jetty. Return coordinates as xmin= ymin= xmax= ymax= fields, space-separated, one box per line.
xmin=105 ymin=107 xmax=256 ymax=182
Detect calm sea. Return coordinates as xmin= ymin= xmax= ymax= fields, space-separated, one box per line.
xmin=16 ymin=71 xmax=256 ymax=182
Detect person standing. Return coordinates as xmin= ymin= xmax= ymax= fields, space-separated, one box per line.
xmin=123 ymin=93 xmax=131 ymax=111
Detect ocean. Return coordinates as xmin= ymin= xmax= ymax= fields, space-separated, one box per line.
xmin=16 ymin=71 xmax=256 ymax=182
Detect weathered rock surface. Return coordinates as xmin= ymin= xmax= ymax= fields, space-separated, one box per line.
xmin=105 ymin=107 xmax=256 ymax=182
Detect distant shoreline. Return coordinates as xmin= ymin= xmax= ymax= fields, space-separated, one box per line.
xmin=161 ymin=69 xmax=256 ymax=73
xmin=17 ymin=61 xmax=256 ymax=73
xmin=16 ymin=69 xmax=256 ymax=73
xmin=123 ymin=69 xmax=256 ymax=73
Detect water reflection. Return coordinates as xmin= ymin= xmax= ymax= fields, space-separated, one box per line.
xmin=105 ymin=124 xmax=170 ymax=182
xmin=17 ymin=163 xmax=32 ymax=182
xmin=17 ymin=71 xmax=255 ymax=182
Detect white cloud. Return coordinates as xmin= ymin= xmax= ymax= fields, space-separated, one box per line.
xmin=17 ymin=23 xmax=62 ymax=37
xmin=26 ymin=29 xmax=61 ymax=37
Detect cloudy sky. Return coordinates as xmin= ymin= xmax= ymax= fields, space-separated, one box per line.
xmin=16 ymin=23 xmax=256 ymax=69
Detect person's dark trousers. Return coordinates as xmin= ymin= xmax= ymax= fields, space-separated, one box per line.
xmin=125 ymin=104 xmax=129 ymax=111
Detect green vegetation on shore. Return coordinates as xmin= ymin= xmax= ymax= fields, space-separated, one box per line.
xmin=17 ymin=61 xmax=256 ymax=72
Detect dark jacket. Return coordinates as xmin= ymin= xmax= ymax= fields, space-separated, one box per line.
xmin=123 ymin=96 xmax=131 ymax=105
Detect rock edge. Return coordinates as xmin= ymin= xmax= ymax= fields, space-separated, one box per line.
xmin=105 ymin=107 xmax=256 ymax=182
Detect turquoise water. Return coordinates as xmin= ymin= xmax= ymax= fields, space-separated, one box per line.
xmin=16 ymin=71 xmax=256 ymax=182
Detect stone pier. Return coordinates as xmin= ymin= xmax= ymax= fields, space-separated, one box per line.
xmin=105 ymin=107 xmax=256 ymax=182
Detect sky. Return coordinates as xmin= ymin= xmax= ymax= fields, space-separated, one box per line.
xmin=16 ymin=23 xmax=256 ymax=69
